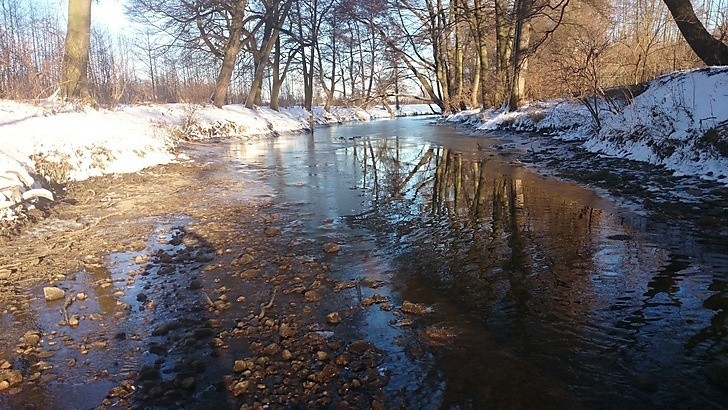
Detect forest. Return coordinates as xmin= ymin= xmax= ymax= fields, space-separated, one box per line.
xmin=1 ymin=0 xmax=726 ymax=113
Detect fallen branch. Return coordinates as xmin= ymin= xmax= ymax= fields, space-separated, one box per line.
xmin=257 ymin=287 xmax=278 ymax=319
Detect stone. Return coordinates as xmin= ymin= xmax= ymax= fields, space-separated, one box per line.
xmin=240 ymin=269 xmax=259 ymax=280
xmin=233 ymin=359 xmax=254 ymax=373
xmin=304 ymin=290 xmax=322 ymax=302
xmin=265 ymin=227 xmax=281 ymax=237
xmin=281 ymin=349 xmax=293 ymax=361
xmin=401 ymin=300 xmax=430 ymax=315
xmin=76 ymin=292 xmax=88 ymax=301
xmin=279 ymin=323 xmax=296 ymax=338
xmin=21 ymin=331 xmax=41 ymax=347
xmin=235 ymin=254 xmax=255 ymax=265
xmin=322 ymin=242 xmax=341 ymax=253
xmin=43 ymin=286 xmax=65 ymax=302
xmin=231 ymin=380 xmax=251 ymax=396
xmin=263 ymin=343 xmax=280 ymax=357
xmin=326 ymin=312 xmax=341 ymax=325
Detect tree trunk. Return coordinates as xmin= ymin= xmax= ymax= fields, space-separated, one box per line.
xmin=271 ymin=38 xmax=282 ymax=111
xmin=212 ymin=0 xmax=245 ymax=108
xmin=494 ymin=0 xmax=511 ymax=105
xmin=61 ymin=0 xmax=92 ymax=101
xmin=662 ymin=0 xmax=728 ymax=65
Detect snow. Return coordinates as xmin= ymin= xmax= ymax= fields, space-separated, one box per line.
xmin=4 ymin=65 xmax=725 ymax=223
xmin=0 ymin=100 xmax=437 ymax=221
xmin=447 ymin=67 xmax=728 ymax=184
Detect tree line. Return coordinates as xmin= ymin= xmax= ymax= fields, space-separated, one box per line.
xmin=1 ymin=0 xmax=726 ymax=112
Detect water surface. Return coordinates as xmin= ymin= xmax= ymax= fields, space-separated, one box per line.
xmin=218 ymin=117 xmax=728 ymax=407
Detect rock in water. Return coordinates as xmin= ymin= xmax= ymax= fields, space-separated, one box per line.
xmin=43 ymin=287 xmax=65 ymax=301
xmin=322 ymin=242 xmax=341 ymax=253
xmin=21 ymin=331 xmax=41 ymax=347
xmin=326 ymin=312 xmax=341 ymax=325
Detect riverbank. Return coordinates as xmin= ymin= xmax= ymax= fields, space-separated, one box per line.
xmin=0 ymin=101 xmax=438 ymax=229
xmin=447 ymin=67 xmax=728 ymax=185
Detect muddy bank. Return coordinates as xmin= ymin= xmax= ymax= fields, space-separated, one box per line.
xmin=0 ymin=155 xmax=409 ymax=408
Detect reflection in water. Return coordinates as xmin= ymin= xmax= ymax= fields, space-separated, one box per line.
xmin=220 ymin=117 xmax=726 ymax=407
xmin=343 ymin=132 xmax=728 ymax=407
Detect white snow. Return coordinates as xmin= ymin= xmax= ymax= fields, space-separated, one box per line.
xmin=447 ymin=67 xmax=728 ymax=184
xmin=0 ymin=100 xmax=437 ymax=221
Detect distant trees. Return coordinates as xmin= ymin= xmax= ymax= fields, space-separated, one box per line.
xmin=1 ymin=0 xmax=726 ymax=111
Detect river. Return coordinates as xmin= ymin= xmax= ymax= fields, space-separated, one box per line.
xmin=1 ymin=115 xmax=726 ymax=408
xmin=212 ymin=116 xmax=728 ymax=407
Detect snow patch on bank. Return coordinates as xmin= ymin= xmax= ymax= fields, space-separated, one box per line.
xmin=447 ymin=67 xmax=728 ymax=183
xmin=0 ymin=100 xmax=438 ymax=221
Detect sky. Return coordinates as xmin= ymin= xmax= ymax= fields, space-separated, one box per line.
xmin=93 ymin=0 xmax=129 ymax=34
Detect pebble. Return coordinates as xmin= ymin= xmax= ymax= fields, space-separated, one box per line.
xmin=265 ymin=227 xmax=281 ymax=237
xmin=21 ymin=330 xmax=41 ymax=347
xmin=304 ymin=290 xmax=322 ymax=302
xmin=322 ymin=242 xmax=341 ymax=253
xmin=231 ymin=380 xmax=251 ymax=396
xmin=240 ymin=269 xmax=259 ymax=280
xmin=235 ymin=253 xmax=255 ymax=265
xmin=326 ymin=312 xmax=341 ymax=325
xmin=263 ymin=343 xmax=280 ymax=356
xmin=279 ymin=323 xmax=296 ymax=338
xmin=43 ymin=286 xmax=65 ymax=301
xmin=401 ymin=300 xmax=430 ymax=315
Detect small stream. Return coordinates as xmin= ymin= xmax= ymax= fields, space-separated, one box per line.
xmin=208 ymin=116 xmax=728 ymax=407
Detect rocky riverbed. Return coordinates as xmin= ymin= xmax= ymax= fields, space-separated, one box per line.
xmin=0 ymin=153 xmax=436 ymax=409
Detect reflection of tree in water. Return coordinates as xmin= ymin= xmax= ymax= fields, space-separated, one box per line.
xmin=687 ymin=278 xmax=728 ymax=355
xmin=352 ymin=139 xmax=603 ymax=321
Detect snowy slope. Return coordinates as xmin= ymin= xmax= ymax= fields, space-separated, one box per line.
xmin=588 ymin=67 xmax=728 ymax=180
xmin=447 ymin=67 xmax=728 ymax=183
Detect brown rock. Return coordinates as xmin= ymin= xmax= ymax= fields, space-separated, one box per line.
xmin=322 ymin=242 xmax=341 ymax=253
xmin=281 ymin=349 xmax=293 ymax=361
xmin=233 ymin=359 xmax=254 ymax=373
xmin=21 ymin=331 xmax=41 ymax=347
xmin=361 ymin=294 xmax=389 ymax=307
xmin=265 ymin=227 xmax=281 ymax=237
xmin=326 ymin=312 xmax=341 ymax=325
xmin=231 ymin=380 xmax=251 ymax=396
xmin=240 ymin=269 xmax=260 ymax=280
xmin=263 ymin=343 xmax=280 ymax=356
xmin=43 ymin=286 xmax=65 ymax=302
xmin=279 ymin=323 xmax=296 ymax=338
xmin=235 ymin=253 xmax=255 ymax=265
xmin=304 ymin=289 xmax=322 ymax=302
xmin=402 ymin=300 xmax=430 ymax=315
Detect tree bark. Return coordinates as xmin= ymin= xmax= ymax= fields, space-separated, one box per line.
xmin=61 ymin=0 xmax=92 ymax=101
xmin=212 ymin=0 xmax=246 ymax=108
xmin=662 ymin=0 xmax=728 ymax=66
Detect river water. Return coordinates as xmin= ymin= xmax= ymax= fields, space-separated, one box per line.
xmin=215 ymin=116 xmax=728 ymax=407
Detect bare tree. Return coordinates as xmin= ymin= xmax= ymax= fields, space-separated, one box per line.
xmin=662 ymin=0 xmax=728 ymax=65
